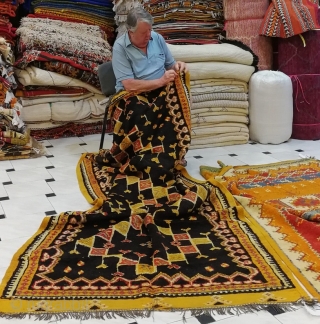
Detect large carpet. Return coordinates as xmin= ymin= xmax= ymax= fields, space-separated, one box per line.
xmin=0 ymin=75 xmax=316 ymax=319
xmin=200 ymin=158 xmax=320 ymax=301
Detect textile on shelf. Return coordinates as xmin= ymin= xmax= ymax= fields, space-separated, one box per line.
xmin=200 ymin=158 xmax=320 ymax=300
xmin=260 ymin=0 xmax=320 ymax=38
xmin=0 ymin=73 xmax=317 ymax=320
xmin=142 ymin=0 xmax=224 ymax=44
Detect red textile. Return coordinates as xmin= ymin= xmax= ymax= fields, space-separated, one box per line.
xmin=260 ymin=0 xmax=320 ymax=38
xmin=277 ymin=30 xmax=320 ymax=74
xmin=290 ymin=74 xmax=320 ymax=140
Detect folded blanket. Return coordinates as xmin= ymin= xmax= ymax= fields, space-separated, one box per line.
xmin=191 ymin=92 xmax=248 ymax=103
xmin=167 ymin=43 xmax=256 ymax=66
xmin=14 ymin=66 xmax=102 ymax=94
xmin=191 ymin=114 xmax=249 ymax=126
xmin=192 ymin=100 xmax=249 ymax=109
xmin=191 ymin=123 xmax=249 ymax=136
xmin=191 ymin=107 xmax=249 ymax=115
xmin=191 ymin=85 xmax=247 ymax=94
xmin=189 ymin=133 xmax=249 ymax=149
xmin=188 ymin=62 xmax=255 ymax=82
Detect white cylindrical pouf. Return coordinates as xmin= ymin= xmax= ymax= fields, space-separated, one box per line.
xmin=249 ymin=70 xmax=293 ymax=144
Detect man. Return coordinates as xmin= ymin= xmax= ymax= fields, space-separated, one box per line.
xmin=112 ymin=7 xmax=187 ymax=93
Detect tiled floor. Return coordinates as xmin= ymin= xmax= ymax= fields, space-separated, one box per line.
xmin=1 ymin=133 xmax=320 ymax=324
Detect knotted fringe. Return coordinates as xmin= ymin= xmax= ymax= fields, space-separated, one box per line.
xmin=0 ymin=300 xmax=317 ymax=322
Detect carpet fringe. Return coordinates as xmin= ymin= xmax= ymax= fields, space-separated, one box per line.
xmin=0 ymin=300 xmax=317 ymax=321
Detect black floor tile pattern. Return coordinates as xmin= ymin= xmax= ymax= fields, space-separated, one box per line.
xmin=265 ymin=305 xmax=286 ymax=316
xmin=263 ymin=152 xmax=272 ymax=154
xmin=45 ymin=210 xmax=57 ymax=216
xmin=2 ymin=182 xmax=12 ymax=185
xmin=228 ymin=154 xmax=237 ymax=157
xmin=45 ymin=145 xmax=54 ymax=148
xmin=295 ymin=149 xmax=304 ymax=152
xmin=79 ymin=143 xmax=87 ymax=146
xmin=193 ymin=155 xmax=203 ymax=159
xmin=45 ymin=166 xmax=55 ymax=169
xmin=46 ymin=155 xmax=54 ymax=158
xmin=195 ymin=313 xmax=216 ymax=323
xmin=45 ymin=178 xmax=55 ymax=182
xmin=0 ymin=197 xmax=9 ymax=201
xmin=5 ymin=169 xmax=15 ymax=172
xmin=0 ymin=214 xmax=6 ymax=219
xmin=45 ymin=193 xmax=56 ymax=197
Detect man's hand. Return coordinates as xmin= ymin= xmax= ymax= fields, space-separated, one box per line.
xmin=161 ymin=70 xmax=177 ymax=85
xmin=174 ymin=61 xmax=188 ymax=72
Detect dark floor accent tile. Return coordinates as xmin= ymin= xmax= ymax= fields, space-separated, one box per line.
xmin=128 ymin=322 xmax=138 ymax=324
xmin=193 ymin=155 xmax=203 ymax=159
xmin=295 ymin=149 xmax=304 ymax=152
xmin=45 ymin=166 xmax=55 ymax=169
xmin=195 ymin=313 xmax=216 ymax=324
xmin=46 ymin=155 xmax=54 ymax=158
xmin=265 ymin=305 xmax=286 ymax=316
xmin=262 ymin=151 xmax=272 ymax=154
xmin=249 ymin=142 xmax=258 ymax=145
xmin=45 ymin=193 xmax=56 ymax=197
xmin=2 ymin=181 xmax=12 ymax=185
xmin=45 ymin=178 xmax=55 ymax=182
xmin=0 ymin=196 xmax=9 ymax=201
xmin=45 ymin=145 xmax=54 ymax=148
xmin=45 ymin=210 xmax=57 ymax=216
xmin=229 ymin=154 xmax=238 ymax=157
xmin=5 ymin=168 xmax=15 ymax=172
xmin=0 ymin=214 xmax=6 ymax=219
xmin=79 ymin=143 xmax=87 ymax=146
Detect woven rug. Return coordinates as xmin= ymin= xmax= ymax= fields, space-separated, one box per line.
xmin=0 ymin=75 xmax=315 ymax=320
xmin=200 ymin=158 xmax=320 ymax=301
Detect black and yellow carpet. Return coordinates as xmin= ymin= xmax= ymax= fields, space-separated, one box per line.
xmin=0 ymin=74 xmax=318 ymax=320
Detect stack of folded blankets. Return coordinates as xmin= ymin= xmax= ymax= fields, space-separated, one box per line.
xmin=27 ymin=0 xmax=116 ymax=45
xmin=113 ymin=0 xmax=142 ymax=39
xmin=167 ymin=42 xmax=257 ymax=148
xmin=0 ymin=37 xmax=45 ymax=160
xmin=223 ymin=0 xmax=273 ymax=70
xmin=142 ymin=0 xmax=224 ymax=44
xmin=13 ymin=17 xmax=113 ymax=140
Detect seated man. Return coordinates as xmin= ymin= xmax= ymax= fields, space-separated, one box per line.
xmin=92 ymin=7 xmax=191 ymax=191
xmin=112 ymin=7 xmax=187 ymax=93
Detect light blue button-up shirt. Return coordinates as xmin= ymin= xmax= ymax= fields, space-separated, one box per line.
xmin=112 ymin=31 xmax=176 ymax=92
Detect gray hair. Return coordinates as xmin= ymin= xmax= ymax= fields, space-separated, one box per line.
xmin=126 ymin=8 xmax=154 ymax=32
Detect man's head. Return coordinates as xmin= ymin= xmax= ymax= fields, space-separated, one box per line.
xmin=126 ymin=8 xmax=153 ymax=49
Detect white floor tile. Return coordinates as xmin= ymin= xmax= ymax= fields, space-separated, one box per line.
xmin=0 ymin=160 xmax=13 ymax=172
xmin=47 ymin=178 xmax=82 ymax=195
xmin=46 ymin=153 xmax=83 ymax=168
xmin=48 ymin=137 xmax=85 ymax=147
xmin=0 ymin=184 xmax=8 ymax=198
xmin=0 ymin=195 xmax=53 ymax=218
xmin=0 ymin=170 xmax=11 ymax=184
xmin=216 ymin=310 xmax=280 ymax=324
xmin=4 ymin=180 xmax=53 ymax=198
xmin=47 ymin=165 xmax=78 ymax=181
xmin=10 ymin=156 xmax=52 ymax=170
xmin=268 ymin=151 xmax=304 ymax=161
xmin=275 ymin=307 xmax=320 ymax=324
xmin=45 ymin=144 xmax=88 ymax=156
xmin=234 ymin=152 xmax=280 ymax=165
xmin=47 ymin=192 xmax=92 ymax=214
xmin=5 ymin=168 xmax=53 ymax=184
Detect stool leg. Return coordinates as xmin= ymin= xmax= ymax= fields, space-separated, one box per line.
xmin=99 ymin=104 xmax=109 ymax=150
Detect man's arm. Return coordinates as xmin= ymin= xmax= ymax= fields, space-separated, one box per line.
xmin=122 ymin=70 xmax=177 ymax=92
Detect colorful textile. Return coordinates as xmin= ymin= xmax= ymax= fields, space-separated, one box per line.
xmin=223 ymin=0 xmax=270 ymax=20
xmin=260 ymin=0 xmax=320 ymax=38
xmin=200 ymin=158 xmax=320 ymax=299
xmin=0 ymin=74 xmax=316 ymax=320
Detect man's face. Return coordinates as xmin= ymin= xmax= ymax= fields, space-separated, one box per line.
xmin=129 ymin=21 xmax=152 ymax=49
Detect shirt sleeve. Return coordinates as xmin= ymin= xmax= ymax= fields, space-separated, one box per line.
xmin=112 ymin=43 xmax=134 ymax=83
xmin=157 ymin=33 xmax=176 ymax=69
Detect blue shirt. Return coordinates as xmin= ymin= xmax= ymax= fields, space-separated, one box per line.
xmin=112 ymin=31 xmax=176 ymax=92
